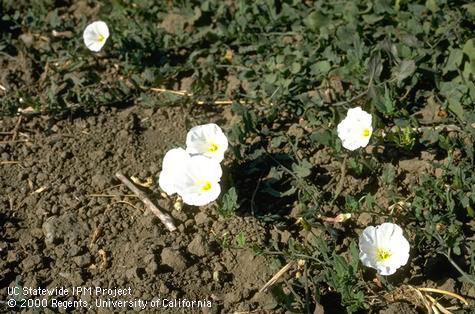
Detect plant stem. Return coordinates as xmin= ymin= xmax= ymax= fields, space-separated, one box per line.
xmin=330 ymin=155 xmax=347 ymax=205
xmin=443 ymin=249 xmax=475 ymax=286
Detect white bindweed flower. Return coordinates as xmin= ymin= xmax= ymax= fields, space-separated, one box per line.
xmin=186 ymin=123 xmax=228 ymax=162
xmin=83 ymin=21 xmax=110 ymax=52
xmin=337 ymin=107 xmax=373 ymax=151
xmin=158 ymin=148 xmax=190 ymax=196
xmin=359 ymin=223 xmax=410 ymax=276
xmin=174 ymin=155 xmax=222 ymax=206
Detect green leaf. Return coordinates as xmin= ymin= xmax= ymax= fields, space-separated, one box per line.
xmin=448 ymin=100 xmax=465 ymax=121
xmin=426 ymin=0 xmax=439 ymax=12
xmin=304 ymin=11 xmax=330 ymax=29
xmin=462 ymin=3 xmax=475 ymax=17
xmin=393 ymin=60 xmax=416 ymax=82
xmin=467 ymin=206 xmax=475 ymax=218
xmin=440 ymin=80 xmax=466 ymax=120
xmin=463 ymin=39 xmax=475 ymax=61
xmin=453 ymin=245 xmax=461 ymax=256
xmin=421 ymin=129 xmax=440 ymax=145
xmin=235 ymin=232 xmax=246 ymax=248
xmin=369 ymin=85 xmax=394 ymax=115
xmin=311 ymin=61 xmax=331 ymax=78
xmin=462 ymin=60 xmax=475 ymax=81
xmin=367 ymin=52 xmax=383 ymax=83
xmin=270 ymin=135 xmax=286 ymax=148
xmin=267 ymin=167 xmax=284 ymax=180
xmin=349 ymin=241 xmax=360 ymax=271
xmin=265 ymin=73 xmax=278 ymax=84
xmin=443 ymin=49 xmax=464 ymax=74
xmin=292 ymin=159 xmax=312 ymax=178
xmin=290 ymin=62 xmax=302 ymax=74
xmin=382 ymin=86 xmax=395 ymax=114
xmin=280 ymin=186 xmax=297 ymax=197
xmin=310 ymin=130 xmax=333 ymax=147
xmin=219 ymin=187 xmax=239 ymax=217
xmin=362 ymin=14 xmax=383 ymax=25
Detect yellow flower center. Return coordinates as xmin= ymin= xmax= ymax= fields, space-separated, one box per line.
xmin=208 ymin=143 xmax=219 ymax=153
xmin=375 ymin=248 xmax=392 ymax=262
xmin=97 ymin=34 xmax=105 ymax=43
xmin=200 ymin=180 xmax=212 ymax=191
xmin=362 ymin=128 xmax=370 ymax=137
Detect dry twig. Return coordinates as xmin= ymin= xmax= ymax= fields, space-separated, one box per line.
xmin=318 ymin=213 xmax=352 ymax=223
xmin=89 ymin=227 xmax=103 ymax=248
xmin=86 ymin=194 xmax=138 ymax=198
xmin=424 ymin=294 xmax=452 ymax=314
xmin=402 ymin=285 xmax=469 ymax=313
xmin=149 ymin=87 xmax=247 ymax=105
xmin=259 ymin=261 xmax=294 ymax=293
xmin=11 ymin=116 xmax=22 ymax=142
xmin=0 ymin=140 xmax=29 ymax=144
xmin=110 ymin=200 xmax=144 ymax=212
xmin=417 ymin=287 xmax=468 ymax=306
xmin=115 ymin=172 xmax=176 ymax=232
xmin=1 ymin=161 xmax=20 ymax=165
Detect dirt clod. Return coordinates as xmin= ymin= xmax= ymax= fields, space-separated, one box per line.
xmin=91 ymin=174 xmax=109 ymax=190
xmin=160 ymin=248 xmax=188 ymax=272
xmin=195 ymin=211 xmax=210 ymax=225
xmin=42 ymin=216 xmax=61 ymax=245
xmin=73 ymin=254 xmax=92 ymax=268
xmin=187 ymin=234 xmax=210 ymax=257
xmin=357 ymin=212 xmax=373 ymax=226
xmin=379 ymin=302 xmax=418 ymax=314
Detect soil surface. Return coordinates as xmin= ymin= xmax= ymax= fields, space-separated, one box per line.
xmin=0 ymin=106 xmax=275 ymax=313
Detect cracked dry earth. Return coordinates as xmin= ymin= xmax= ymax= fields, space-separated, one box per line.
xmin=0 ymin=105 xmax=278 ymax=313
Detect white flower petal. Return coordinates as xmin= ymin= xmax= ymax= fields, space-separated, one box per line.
xmin=337 ymin=107 xmax=373 ymax=151
xmin=94 ymin=21 xmax=109 ymax=38
xmin=162 ymin=148 xmax=189 ymax=172
xmin=158 ymin=170 xmax=176 ymax=195
xmin=187 ymin=155 xmax=223 ymax=180
xmin=173 ymin=155 xmax=223 ymax=206
xmin=358 ymin=222 xmax=410 ymax=276
xmin=361 ymin=224 xmax=378 ymax=240
xmin=83 ymin=21 xmax=109 ymax=52
xmin=186 ymin=123 xmax=229 ymax=162
xmin=379 ymin=266 xmax=397 ymax=276
xmin=158 ymin=148 xmax=190 ymax=195
xmin=359 ymin=251 xmax=376 ymax=268
xmin=181 ymin=181 xmax=221 ymax=206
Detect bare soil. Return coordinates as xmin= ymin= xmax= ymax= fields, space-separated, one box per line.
xmin=0 ymin=106 xmax=276 ymax=313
